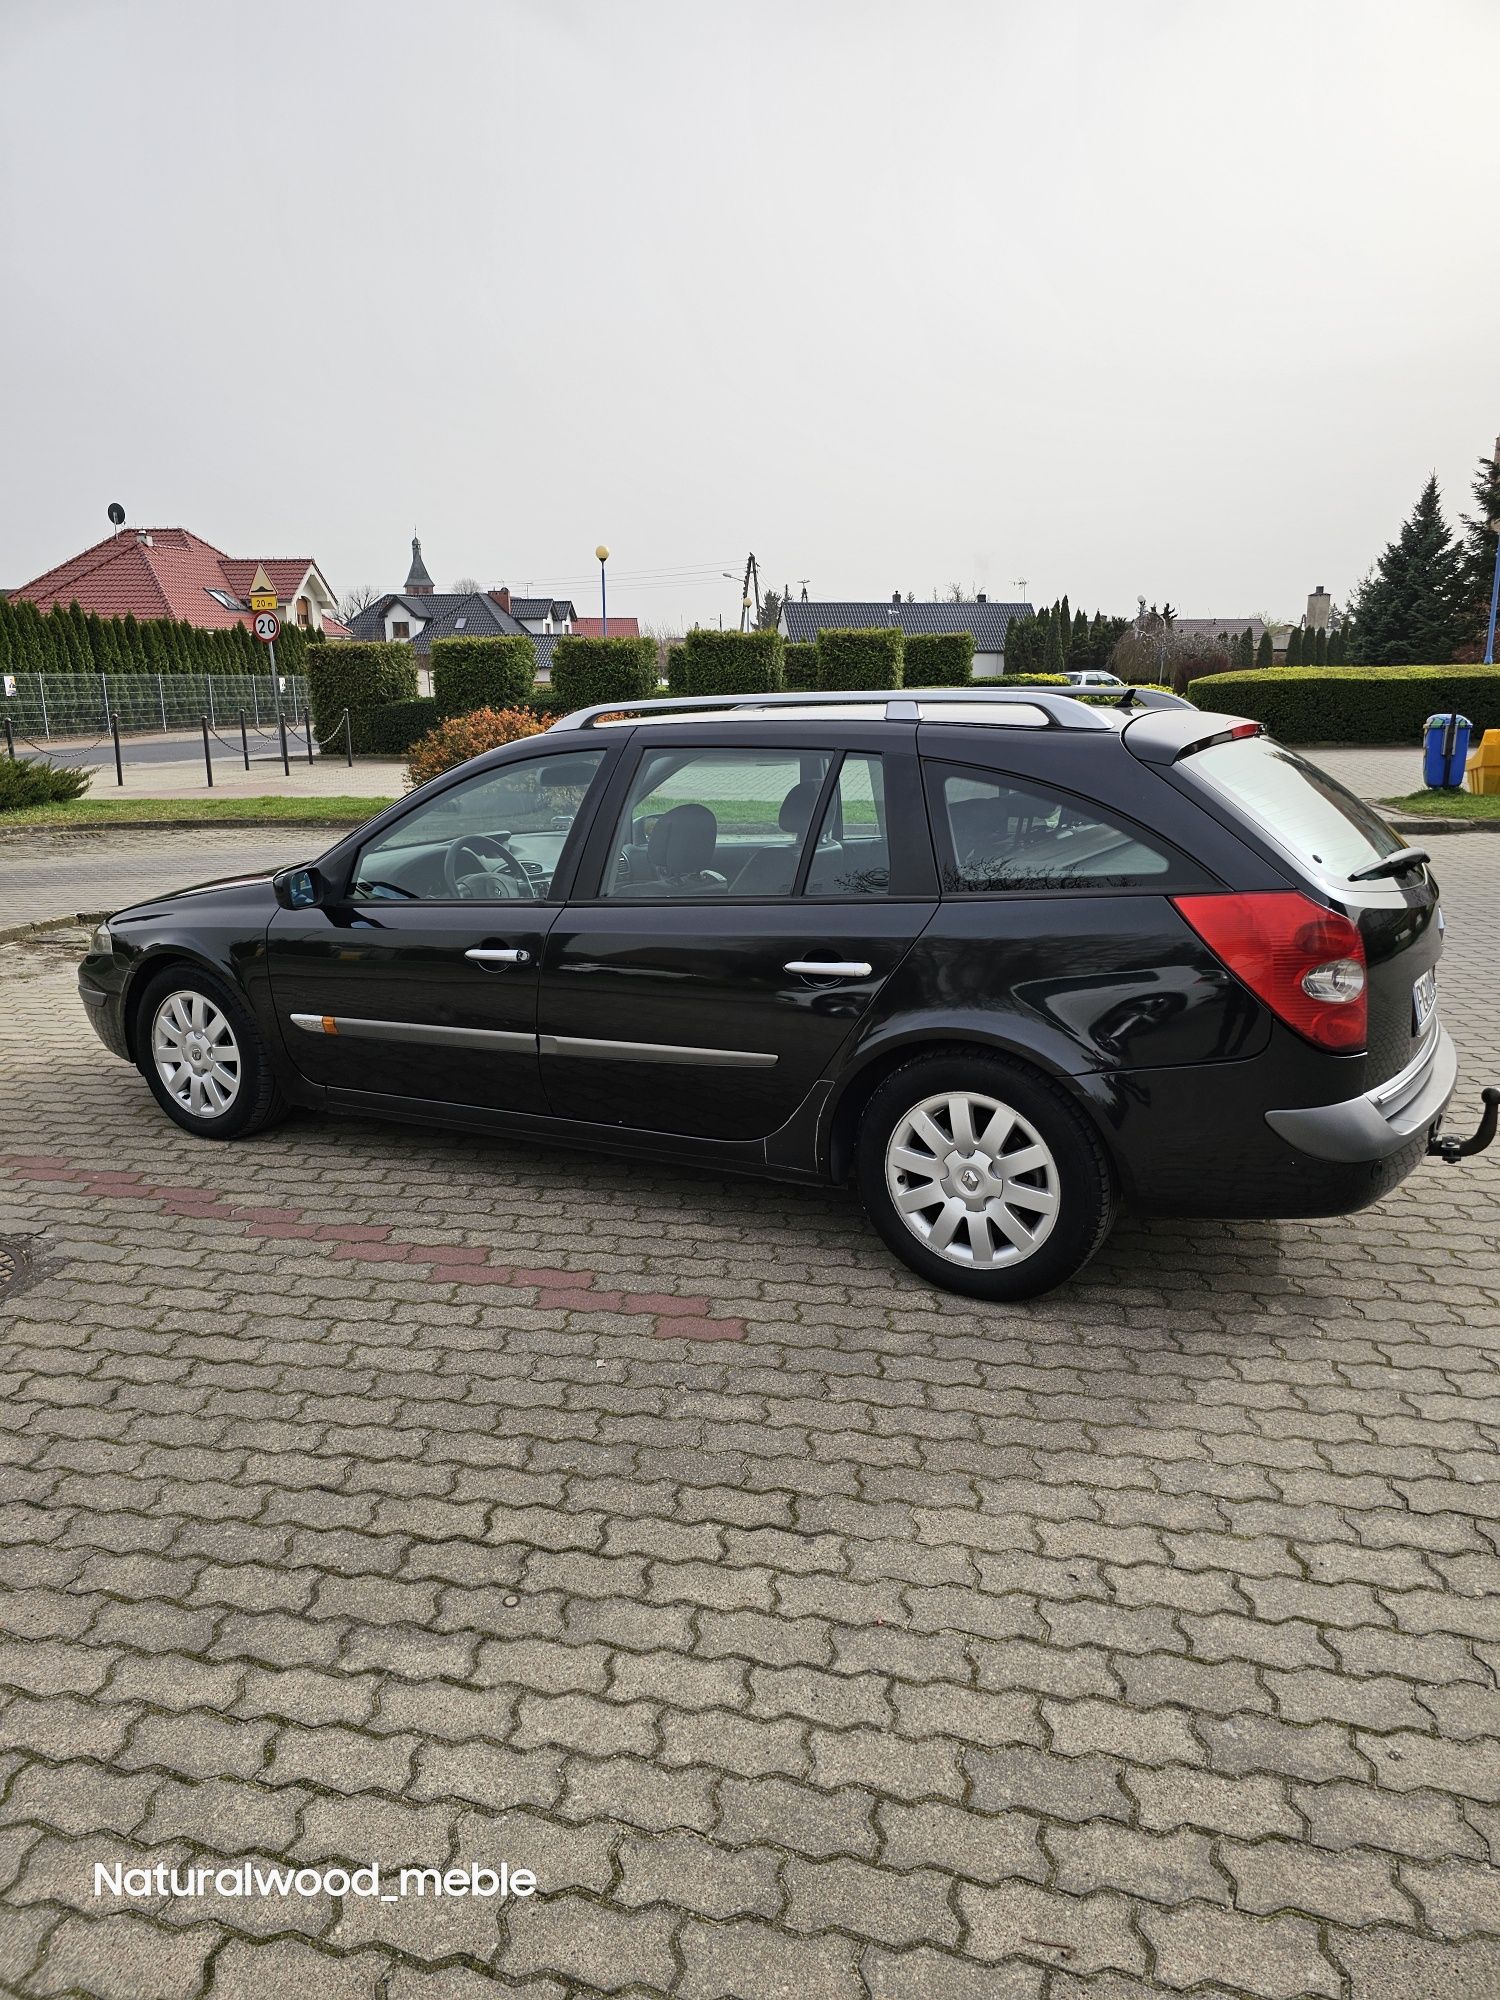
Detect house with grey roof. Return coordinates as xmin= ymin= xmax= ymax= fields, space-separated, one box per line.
xmin=347 ymin=538 xmax=581 ymax=688
xmin=780 ymin=593 xmax=1034 ymax=679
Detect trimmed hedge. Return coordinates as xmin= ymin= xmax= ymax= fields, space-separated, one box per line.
xmin=682 ymin=628 xmax=785 ymax=696
xmin=307 ymin=643 xmax=418 ymax=753
xmin=550 ymin=635 xmax=658 ymax=709
xmin=816 ymin=627 xmax=904 ymax=691
xmin=904 ymin=632 xmax=974 ymax=688
xmin=666 ymin=644 xmax=688 ymax=693
xmin=784 ymin=642 xmax=817 ymax=691
xmin=365 ymin=697 xmax=440 ymax=755
xmin=1190 ymin=665 xmax=1500 ymax=745
xmin=431 ymin=636 xmax=535 ymax=717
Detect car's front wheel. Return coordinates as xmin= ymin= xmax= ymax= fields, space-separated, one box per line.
xmin=136 ymin=967 xmax=288 ymax=1140
xmin=856 ymin=1053 xmax=1115 ymax=1300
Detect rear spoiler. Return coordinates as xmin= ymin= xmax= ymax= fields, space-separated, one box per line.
xmin=1122 ymin=710 xmax=1261 ymax=765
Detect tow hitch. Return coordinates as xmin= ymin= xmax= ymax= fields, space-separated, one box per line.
xmin=1429 ymin=1086 xmax=1500 ymax=1164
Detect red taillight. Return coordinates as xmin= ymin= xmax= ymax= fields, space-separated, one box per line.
xmin=1172 ymin=891 xmax=1367 ymax=1052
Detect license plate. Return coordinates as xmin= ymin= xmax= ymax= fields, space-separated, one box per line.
xmin=1412 ymin=966 xmax=1437 ymax=1035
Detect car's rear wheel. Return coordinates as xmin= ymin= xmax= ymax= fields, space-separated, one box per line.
xmin=856 ymin=1053 xmax=1115 ymax=1300
xmin=136 ymin=967 xmax=288 ymax=1140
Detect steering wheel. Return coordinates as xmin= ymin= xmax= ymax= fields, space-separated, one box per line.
xmin=443 ymin=832 xmax=535 ymax=899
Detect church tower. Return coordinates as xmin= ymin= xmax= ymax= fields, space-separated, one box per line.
xmin=404 ymin=535 xmax=435 ymax=598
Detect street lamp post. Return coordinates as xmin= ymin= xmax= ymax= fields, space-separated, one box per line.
xmin=595 ymin=545 xmax=610 ymax=637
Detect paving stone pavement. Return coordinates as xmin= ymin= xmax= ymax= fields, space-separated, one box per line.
xmin=0 ymin=836 xmax=1496 ymax=1999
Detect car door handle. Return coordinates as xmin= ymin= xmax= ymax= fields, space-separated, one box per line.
xmin=465 ymin=947 xmax=531 ymax=966
xmin=784 ymin=959 xmax=873 ymax=978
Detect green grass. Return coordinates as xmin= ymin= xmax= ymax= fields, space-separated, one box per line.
xmin=1381 ymin=790 xmax=1500 ymax=820
xmin=0 ymin=794 xmax=395 ymax=829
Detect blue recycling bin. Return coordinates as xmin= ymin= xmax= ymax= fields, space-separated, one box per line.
xmin=1423 ymin=712 xmax=1472 ymax=790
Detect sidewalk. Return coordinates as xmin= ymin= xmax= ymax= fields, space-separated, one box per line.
xmin=27 ymin=729 xmax=404 ymax=800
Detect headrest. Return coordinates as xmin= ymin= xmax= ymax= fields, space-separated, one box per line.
xmin=779 ymin=779 xmax=824 ymax=836
xmin=648 ymin=801 xmax=718 ymax=877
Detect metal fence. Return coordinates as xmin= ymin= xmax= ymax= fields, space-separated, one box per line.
xmin=0 ymin=671 xmax=310 ymax=740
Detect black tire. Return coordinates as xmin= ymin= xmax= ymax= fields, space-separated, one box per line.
xmin=855 ymin=1051 xmax=1115 ymax=1301
xmin=135 ymin=965 xmax=289 ymax=1141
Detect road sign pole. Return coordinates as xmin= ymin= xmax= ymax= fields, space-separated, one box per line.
xmin=201 ymin=716 xmax=214 ymax=789
xmin=271 ymin=639 xmax=290 ymax=776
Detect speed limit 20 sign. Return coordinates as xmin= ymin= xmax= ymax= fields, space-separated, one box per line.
xmin=253 ymin=611 xmax=281 ymax=644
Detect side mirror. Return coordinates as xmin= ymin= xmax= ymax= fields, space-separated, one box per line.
xmin=273 ymin=865 xmax=326 ymax=911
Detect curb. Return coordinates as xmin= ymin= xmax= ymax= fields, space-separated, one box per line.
xmin=1377 ymin=813 xmax=1500 ymax=836
xmin=0 ymin=911 xmax=110 ymax=947
xmin=0 ymin=818 xmax=361 ymax=843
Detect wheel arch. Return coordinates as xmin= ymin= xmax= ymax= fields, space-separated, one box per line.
xmin=121 ymin=948 xmax=237 ymax=1065
xmin=822 ymin=1030 xmax=1122 ymax=1190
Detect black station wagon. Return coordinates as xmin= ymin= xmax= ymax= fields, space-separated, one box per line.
xmin=77 ymin=687 xmax=1494 ymax=1300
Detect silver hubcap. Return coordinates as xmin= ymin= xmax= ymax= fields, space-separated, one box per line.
xmin=151 ymin=990 xmax=241 ymax=1120
xmin=885 ymin=1089 xmax=1060 ymax=1269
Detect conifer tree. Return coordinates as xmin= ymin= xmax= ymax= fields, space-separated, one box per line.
xmin=1256 ymin=629 xmax=1273 ymax=669
xmin=1327 ymin=626 xmax=1346 ymax=664
xmin=1349 ymin=473 xmax=1468 ymax=664
xmin=1314 ymin=626 xmax=1328 ymax=666
xmin=1072 ymin=607 xmax=1089 ymax=665
xmin=119 ymin=611 xmax=145 ymax=672
xmin=1460 ymin=442 xmax=1500 ymax=652
xmin=1044 ymin=614 xmax=1066 ymax=678
xmin=1285 ymin=626 xmax=1303 ymax=666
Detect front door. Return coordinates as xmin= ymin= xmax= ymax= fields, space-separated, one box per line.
xmin=538 ymin=737 xmax=938 ymax=1141
xmin=266 ymin=742 xmax=610 ymax=1113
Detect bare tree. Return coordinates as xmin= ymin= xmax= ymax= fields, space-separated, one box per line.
xmin=338 ymin=584 xmax=380 ymax=624
xmin=452 ymin=577 xmax=485 ymax=594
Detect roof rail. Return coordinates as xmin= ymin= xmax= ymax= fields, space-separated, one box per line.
xmin=551 ymin=685 xmax=1194 ymax=731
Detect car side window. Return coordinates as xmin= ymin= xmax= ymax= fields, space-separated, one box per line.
xmin=803 ymin=754 xmax=890 ymax=897
xmin=349 ymin=749 xmax=607 ymax=903
xmin=601 ymin=747 xmax=833 ymax=899
xmin=929 ymin=762 xmax=1183 ymax=892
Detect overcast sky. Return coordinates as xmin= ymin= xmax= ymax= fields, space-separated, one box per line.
xmin=3 ymin=0 xmax=1496 ymax=632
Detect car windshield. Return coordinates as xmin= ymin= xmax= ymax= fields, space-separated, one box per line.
xmin=1187 ymin=737 xmax=1404 ymax=877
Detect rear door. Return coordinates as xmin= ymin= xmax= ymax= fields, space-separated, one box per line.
xmin=1166 ymin=735 xmax=1441 ymax=1084
xmin=536 ymin=727 xmax=938 ymax=1141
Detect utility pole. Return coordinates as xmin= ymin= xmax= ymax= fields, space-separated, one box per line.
xmin=738 ymin=552 xmax=761 ymax=632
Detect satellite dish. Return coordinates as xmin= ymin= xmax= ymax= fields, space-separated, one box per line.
xmin=107 ymin=502 xmax=125 ymax=527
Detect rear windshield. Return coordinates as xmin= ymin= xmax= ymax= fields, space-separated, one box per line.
xmin=1186 ymin=738 xmax=1403 ymax=877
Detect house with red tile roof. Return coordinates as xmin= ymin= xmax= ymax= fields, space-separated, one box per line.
xmin=11 ymin=527 xmax=340 ymax=635
xmin=569 ymin=615 xmax=641 ymax=638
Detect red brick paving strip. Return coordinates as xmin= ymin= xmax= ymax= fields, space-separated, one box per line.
xmin=0 ymin=1151 xmax=746 ymax=1341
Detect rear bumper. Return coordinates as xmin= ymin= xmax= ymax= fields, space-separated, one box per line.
xmin=1264 ymin=1022 xmax=1456 ymax=1164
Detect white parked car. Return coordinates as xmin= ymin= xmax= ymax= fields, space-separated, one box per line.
xmin=1062 ymin=670 xmax=1127 ymax=690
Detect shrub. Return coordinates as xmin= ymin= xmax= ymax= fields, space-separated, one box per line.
xmin=666 ymin=643 xmax=688 ymax=693
xmin=0 ymin=756 xmax=91 ymax=812
xmin=550 ymin=635 xmax=658 ymax=710
xmin=904 ymin=632 xmax=974 ymax=687
xmin=431 ymin=636 xmax=536 ymax=718
xmin=816 ymin=628 xmax=904 ymax=691
xmin=307 ymin=642 xmax=418 ymax=753
xmin=406 ymin=706 xmax=546 ymax=788
xmin=681 ymin=628 xmax=785 ymax=697
xmin=1190 ymin=665 xmax=1500 ymax=745
xmin=365 ymin=697 xmax=440 ymax=755
xmin=784 ymin=642 xmax=817 ymax=690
